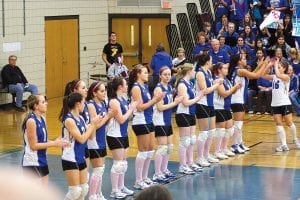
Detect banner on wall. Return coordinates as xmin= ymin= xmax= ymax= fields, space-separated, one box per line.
xmin=292 ymin=1 xmax=300 ymax=36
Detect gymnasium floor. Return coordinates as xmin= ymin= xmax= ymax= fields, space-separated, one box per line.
xmin=1 ymin=98 xmax=300 ymax=200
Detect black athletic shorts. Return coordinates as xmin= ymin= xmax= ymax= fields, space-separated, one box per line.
xmin=231 ymin=103 xmax=245 ymax=113
xmin=22 ymin=165 xmax=49 ymax=177
xmin=215 ymin=109 xmax=232 ymax=122
xmin=107 ymin=136 xmax=129 ymax=150
xmin=85 ymin=148 xmax=90 ymax=159
xmin=132 ymin=123 xmax=155 ymax=136
xmin=195 ymin=104 xmax=215 ymax=119
xmin=272 ymin=105 xmax=292 ymax=116
xmin=89 ymin=148 xmax=107 ymax=159
xmin=175 ymin=113 xmax=196 ymax=127
xmin=155 ymin=125 xmax=173 ymax=137
xmin=62 ymin=160 xmax=87 ymax=171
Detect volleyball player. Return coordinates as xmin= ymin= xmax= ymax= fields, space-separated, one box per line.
xmin=212 ymin=63 xmax=241 ymax=158
xmin=60 ymin=92 xmax=101 ymax=200
xmin=107 ymin=77 xmax=138 ymax=198
xmin=262 ymin=60 xmax=300 ymax=151
xmin=228 ymin=54 xmax=270 ymax=153
xmin=175 ymin=63 xmax=203 ymax=174
xmin=22 ymin=95 xmax=69 ymax=185
xmin=128 ymin=64 xmax=165 ymax=189
xmin=194 ymin=54 xmax=224 ymax=166
xmin=86 ymin=81 xmax=116 ymax=200
xmin=152 ymin=67 xmax=183 ymax=182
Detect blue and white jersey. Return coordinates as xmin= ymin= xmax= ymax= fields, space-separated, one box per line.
xmin=81 ymin=102 xmax=90 ymax=124
xmin=131 ymin=82 xmax=153 ymax=125
xmin=176 ymin=79 xmax=196 ymax=115
xmin=107 ymin=96 xmax=129 ymax=138
xmin=271 ymin=75 xmax=291 ymax=107
xmin=231 ymin=67 xmax=249 ymax=104
xmin=62 ymin=113 xmax=86 ymax=164
xmin=87 ymin=100 xmax=107 ymax=149
xmin=22 ymin=112 xmax=48 ymax=167
xmin=214 ymin=77 xmax=232 ymax=110
xmin=153 ymin=83 xmax=173 ymax=126
xmin=195 ymin=68 xmax=214 ymax=106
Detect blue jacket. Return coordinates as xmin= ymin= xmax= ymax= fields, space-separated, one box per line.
xmin=209 ymin=49 xmax=230 ymax=64
xmin=150 ymin=51 xmax=172 ymax=76
xmin=192 ymin=43 xmax=210 ymax=57
xmin=257 ymin=78 xmax=272 ymax=88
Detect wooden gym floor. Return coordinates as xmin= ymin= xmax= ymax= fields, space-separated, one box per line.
xmin=0 ymin=98 xmax=300 ymax=199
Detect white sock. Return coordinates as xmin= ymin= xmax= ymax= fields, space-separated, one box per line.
xmin=276 ymin=126 xmax=287 ymax=146
xmin=288 ymin=123 xmax=298 ymax=141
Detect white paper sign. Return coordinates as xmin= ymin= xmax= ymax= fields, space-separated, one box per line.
xmin=3 ymin=42 xmax=21 ymax=52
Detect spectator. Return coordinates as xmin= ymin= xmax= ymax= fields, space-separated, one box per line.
xmin=203 ymin=22 xmax=215 ymax=42
xmin=150 ymin=43 xmax=173 ymax=93
xmin=219 ymin=36 xmax=234 ymax=56
xmin=238 ymin=13 xmax=257 ymax=34
xmin=256 ymin=68 xmax=272 ymax=115
xmin=192 ymin=32 xmax=210 ymax=57
xmin=102 ymin=32 xmax=124 ymax=73
xmin=258 ymin=27 xmax=272 ymax=48
xmin=232 ymin=37 xmax=253 ymax=58
xmin=241 ymin=25 xmax=256 ymax=49
xmin=214 ymin=0 xmax=231 ymax=21
xmin=222 ymin=22 xmax=239 ymax=47
xmin=228 ymin=0 xmax=249 ymax=29
xmin=265 ymin=0 xmax=288 ymax=19
xmin=281 ymin=13 xmax=295 ymax=47
xmin=171 ymin=47 xmax=186 ymax=86
xmin=254 ymin=38 xmax=267 ymax=56
xmin=107 ymin=55 xmax=129 ymax=81
xmin=288 ymin=65 xmax=300 ymax=116
xmin=249 ymin=0 xmax=264 ymax=27
xmin=1 ymin=55 xmax=38 ymax=112
xmin=289 ymin=48 xmax=300 ymax=76
xmin=209 ymin=39 xmax=230 ymax=64
xmin=271 ymin=35 xmax=291 ymax=55
xmin=215 ymin=14 xmax=229 ymax=37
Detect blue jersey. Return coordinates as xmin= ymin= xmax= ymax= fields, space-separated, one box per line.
xmin=176 ymin=79 xmax=196 ymax=115
xmin=132 ymin=82 xmax=153 ymax=125
xmin=107 ymin=97 xmax=130 ymax=137
xmin=62 ymin=113 xmax=86 ymax=164
xmin=88 ymin=100 xmax=107 ymax=149
xmin=196 ymin=68 xmax=214 ymax=107
xmin=153 ymin=83 xmax=173 ymax=126
xmin=22 ymin=112 xmax=48 ymax=167
xmin=81 ymin=102 xmax=90 ymax=124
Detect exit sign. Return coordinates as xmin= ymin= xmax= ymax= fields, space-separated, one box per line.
xmin=161 ymin=1 xmax=171 ymax=9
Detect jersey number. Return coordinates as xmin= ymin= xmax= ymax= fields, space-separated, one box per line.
xmin=272 ymin=80 xmax=279 ymax=90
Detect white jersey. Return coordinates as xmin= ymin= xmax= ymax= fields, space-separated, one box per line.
xmin=231 ymin=67 xmax=248 ymax=104
xmin=271 ymin=75 xmax=291 ymax=107
xmin=214 ymin=78 xmax=232 ymax=110
xmin=195 ymin=68 xmax=214 ymax=106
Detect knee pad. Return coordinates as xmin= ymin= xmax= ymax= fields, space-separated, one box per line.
xmin=80 ymin=183 xmax=89 ymax=198
xmin=225 ymin=127 xmax=234 ymax=138
xmin=148 ymin=150 xmax=155 ymax=158
xmin=122 ymin=160 xmax=128 ymax=173
xmin=66 ymin=186 xmax=82 ymax=200
xmin=179 ymin=136 xmax=191 ymax=148
xmin=198 ymin=131 xmax=208 ymax=141
xmin=190 ymin=134 xmax=197 ymax=145
xmin=234 ymin=121 xmax=243 ymax=130
xmin=93 ymin=166 xmax=104 ymax=177
xmin=216 ymin=128 xmax=226 ymax=137
xmin=208 ymin=129 xmax=216 ymax=138
xmin=167 ymin=144 xmax=174 ymax=154
xmin=111 ymin=160 xmax=126 ymax=174
xmin=156 ymin=145 xmax=168 ymax=156
xmin=137 ymin=151 xmax=148 ymax=160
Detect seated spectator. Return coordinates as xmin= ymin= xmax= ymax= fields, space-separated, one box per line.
xmin=256 ymin=68 xmax=272 ymax=115
xmin=274 ymin=47 xmax=288 ymax=62
xmin=258 ymin=27 xmax=272 ymax=48
xmin=238 ymin=13 xmax=258 ymax=34
xmin=209 ymin=39 xmax=230 ymax=64
xmin=289 ymin=48 xmax=300 ymax=76
xmin=107 ymin=55 xmax=129 ymax=81
xmin=214 ymin=0 xmax=230 ymax=22
xmin=203 ymin=22 xmax=215 ymax=42
xmin=281 ymin=13 xmax=295 ymax=48
xmin=288 ymin=65 xmax=300 ymax=116
xmin=254 ymin=38 xmax=267 ymax=56
xmin=222 ymin=22 xmax=239 ymax=47
xmin=134 ymin=185 xmax=173 ymax=200
xmin=249 ymin=0 xmax=264 ymax=27
xmin=192 ymin=32 xmax=210 ymax=57
xmin=219 ymin=36 xmax=233 ymax=56
xmin=232 ymin=37 xmax=253 ymax=59
xmin=215 ymin=14 xmax=229 ymax=37
xmin=265 ymin=0 xmax=288 ymax=19
xmin=171 ymin=47 xmax=186 ymax=86
xmin=271 ymin=35 xmax=291 ymax=55
xmin=1 ymin=55 xmax=38 ymax=112
xmin=240 ymin=25 xmax=256 ymax=49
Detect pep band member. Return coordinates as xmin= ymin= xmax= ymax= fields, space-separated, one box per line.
xmin=22 ymin=95 xmax=69 ymax=185
xmin=128 ymin=64 xmax=165 ymax=189
xmin=60 ymin=93 xmax=101 ymax=200
xmin=107 ymin=77 xmax=138 ymax=198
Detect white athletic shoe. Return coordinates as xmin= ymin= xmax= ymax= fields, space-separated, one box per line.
xmin=248 ymin=110 xmax=254 ymax=114
xmin=239 ymin=143 xmax=250 ymax=151
xmin=144 ymin=178 xmax=158 ymax=186
xmin=152 ymin=173 xmax=167 ymax=182
xmin=196 ymin=157 xmax=211 ymax=167
xmin=223 ymin=149 xmax=235 ymax=157
xmin=110 ymin=190 xmax=127 ymax=199
xmin=120 ymin=186 xmax=134 ymax=196
xmin=293 ymin=139 xmax=300 ymax=149
xmin=178 ymin=165 xmax=195 ymax=175
xmin=133 ymin=181 xmax=149 ymax=190
xmin=275 ymin=144 xmax=289 ymax=152
xmin=189 ymin=163 xmax=203 ymax=172
xmin=206 ymin=155 xmax=219 ymax=163
xmin=214 ymin=152 xmax=228 ymax=160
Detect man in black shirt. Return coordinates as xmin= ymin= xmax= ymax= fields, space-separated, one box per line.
xmin=102 ymin=32 xmax=123 ymax=73
xmin=1 ymin=55 xmax=38 ymax=111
